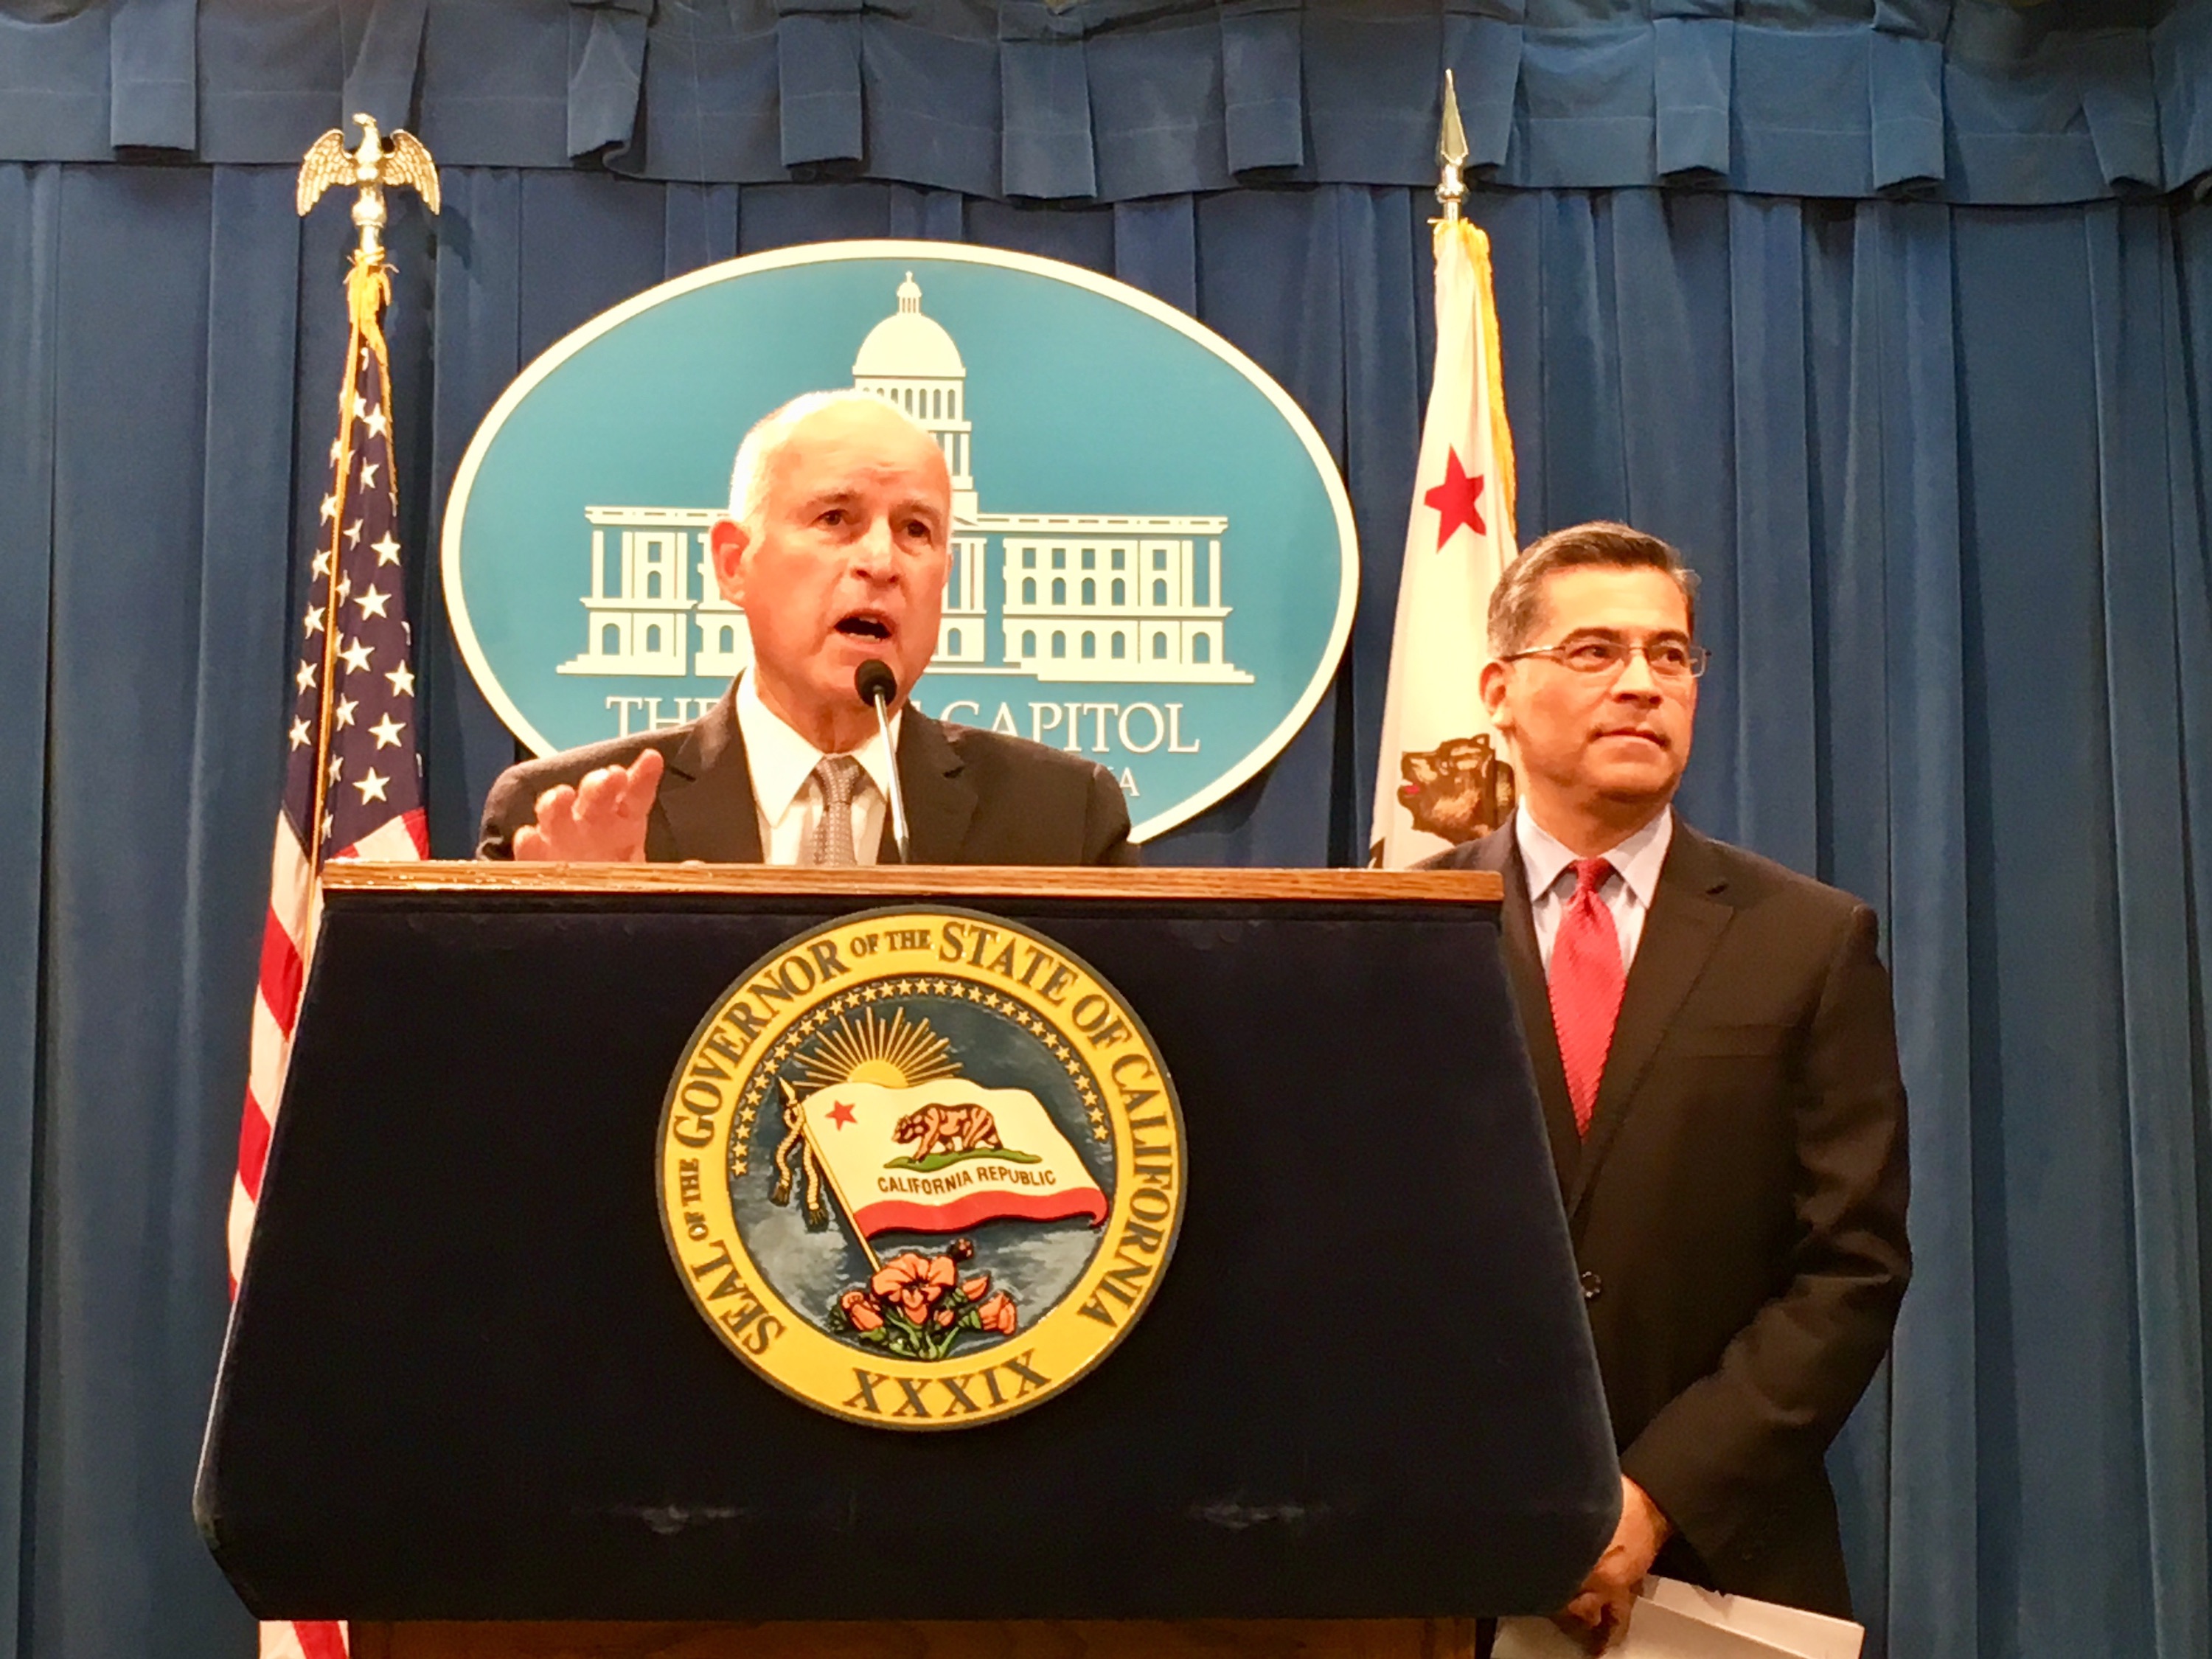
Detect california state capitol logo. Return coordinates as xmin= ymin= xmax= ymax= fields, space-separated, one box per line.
xmin=658 ymin=908 xmax=1185 ymax=1428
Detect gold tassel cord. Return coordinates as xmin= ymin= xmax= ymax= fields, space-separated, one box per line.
xmin=347 ymin=254 xmax=392 ymax=356
xmin=304 ymin=258 xmax=386 ymax=871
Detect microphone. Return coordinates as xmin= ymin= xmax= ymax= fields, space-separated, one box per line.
xmin=855 ymin=658 xmax=911 ymax=863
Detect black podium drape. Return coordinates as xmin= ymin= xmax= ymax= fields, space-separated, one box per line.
xmin=2 ymin=6 xmax=2211 ymax=1658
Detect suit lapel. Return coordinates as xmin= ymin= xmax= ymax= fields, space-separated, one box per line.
xmin=1567 ymin=824 xmax=1734 ymax=1217
xmin=653 ymin=689 xmax=765 ymax=863
xmin=1471 ymin=831 xmax=1582 ymax=1193
xmin=651 ymin=694 xmax=980 ymax=865
xmin=879 ymin=713 xmax=977 ymax=864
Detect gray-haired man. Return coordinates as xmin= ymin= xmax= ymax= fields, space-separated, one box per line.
xmin=479 ymin=390 xmax=1135 ymax=866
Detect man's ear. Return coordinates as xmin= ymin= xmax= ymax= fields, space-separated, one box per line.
xmin=1479 ymin=658 xmax=1514 ymax=737
xmin=709 ymin=517 xmax=750 ymax=606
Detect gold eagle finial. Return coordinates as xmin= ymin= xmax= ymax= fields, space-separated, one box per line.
xmin=296 ymin=114 xmax=440 ymax=261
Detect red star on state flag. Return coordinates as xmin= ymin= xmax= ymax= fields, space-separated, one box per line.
xmin=1423 ymin=448 xmax=1487 ymax=548
xmin=827 ymin=1100 xmax=858 ymax=1129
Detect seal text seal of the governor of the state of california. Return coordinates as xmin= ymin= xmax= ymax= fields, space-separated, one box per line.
xmin=658 ymin=907 xmax=1186 ymax=1430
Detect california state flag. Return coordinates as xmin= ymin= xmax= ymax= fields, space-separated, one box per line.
xmin=1368 ymin=217 xmax=1521 ymax=867
xmin=800 ymin=1080 xmax=1107 ymax=1237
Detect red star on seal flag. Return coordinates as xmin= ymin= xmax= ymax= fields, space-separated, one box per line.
xmin=827 ymin=1100 xmax=858 ymax=1129
xmin=1423 ymin=448 xmax=1487 ymax=549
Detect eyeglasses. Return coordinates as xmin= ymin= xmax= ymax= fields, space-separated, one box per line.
xmin=1500 ymin=636 xmax=1711 ymax=681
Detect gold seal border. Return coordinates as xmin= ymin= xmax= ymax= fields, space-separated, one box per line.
xmin=656 ymin=905 xmax=1186 ymax=1430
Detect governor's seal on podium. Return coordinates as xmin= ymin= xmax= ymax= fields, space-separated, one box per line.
xmin=657 ymin=907 xmax=1185 ymax=1430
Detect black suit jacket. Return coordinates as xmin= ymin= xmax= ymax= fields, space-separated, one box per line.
xmin=476 ymin=689 xmax=1138 ymax=866
xmin=1425 ymin=821 xmax=1909 ymax=1616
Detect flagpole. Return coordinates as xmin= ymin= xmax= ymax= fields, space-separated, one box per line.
xmin=1366 ymin=72 xmax=1521 ymax=867
xmin=239 ymin=111 xmax=439 ymax=1659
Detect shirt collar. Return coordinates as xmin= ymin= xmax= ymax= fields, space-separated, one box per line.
xmin=734 ymin=669 xmax=902 ymax=819
xmin=1514 ymin=803 xmax=1674 ymax=908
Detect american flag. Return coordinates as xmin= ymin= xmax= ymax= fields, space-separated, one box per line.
xmin=230 ymin=257 xmax=427 ymax=1659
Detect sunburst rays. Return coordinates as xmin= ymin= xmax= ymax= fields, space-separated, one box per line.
xmin=793 ymin=1006 xmax=961 ymax=1091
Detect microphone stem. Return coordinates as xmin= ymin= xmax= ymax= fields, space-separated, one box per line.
xmin=872 ymin=694 xmax=911 ymax=863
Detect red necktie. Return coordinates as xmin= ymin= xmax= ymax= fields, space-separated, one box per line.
xmin=1548 ymin=858 xmax=1625 ymax=1137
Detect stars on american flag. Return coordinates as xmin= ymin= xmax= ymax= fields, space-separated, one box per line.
xmin=281 ymin=324 xmax=425 ymax=861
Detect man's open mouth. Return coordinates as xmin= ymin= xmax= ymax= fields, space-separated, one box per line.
xmin=836 ymin=611 xmax=893 ymax=642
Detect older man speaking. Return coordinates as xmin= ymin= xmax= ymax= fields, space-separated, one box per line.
xmin=478 ymin=390 xmax=1136 ymax=866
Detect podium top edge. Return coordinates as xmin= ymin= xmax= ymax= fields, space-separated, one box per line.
xmin=318 ymin=862 xmax=1505 ymax=905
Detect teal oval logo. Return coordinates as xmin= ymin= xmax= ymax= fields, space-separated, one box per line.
xmin=442 ymin=241 xmax=1357 ymax=840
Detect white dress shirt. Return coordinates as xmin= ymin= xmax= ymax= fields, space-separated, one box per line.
xmin=733 ymin=670 xmax=901 ymax=866
xmin=1516 ymin=804 xmax=1674 ymax=975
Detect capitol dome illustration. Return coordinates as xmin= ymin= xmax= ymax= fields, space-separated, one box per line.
xmin=852 ymin=273 xmax=975 ymax=522
xmin=560 ymin=271 xmax=1250 ymax=697
xmin=853 ymin=273 xmax=967 ymax=379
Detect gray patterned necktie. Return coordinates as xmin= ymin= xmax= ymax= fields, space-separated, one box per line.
xmin=809 ymin=755 xmax=865 ymax=866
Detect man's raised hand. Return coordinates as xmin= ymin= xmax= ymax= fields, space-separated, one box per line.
xmin=511 ymin=749 xmax=665 ymax=861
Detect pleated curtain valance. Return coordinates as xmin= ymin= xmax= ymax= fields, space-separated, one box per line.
xmin=0 ymin=0 xmax=2206 ymax=205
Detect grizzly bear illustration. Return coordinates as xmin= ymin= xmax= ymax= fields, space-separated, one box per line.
xmin=893 ymin=1102 xmax=1004 ymax=1163
xmin=1398 ymin=733 xmax=1517 ymax=844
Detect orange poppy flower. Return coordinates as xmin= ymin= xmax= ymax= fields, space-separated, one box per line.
xmin=871 ymin=1251 xmax=956 ymax=1324
xmin=975 ymin=1290 xmax=1018 ymax=1335
xmin=838 ymin=1288 xmax=884 ymax=1332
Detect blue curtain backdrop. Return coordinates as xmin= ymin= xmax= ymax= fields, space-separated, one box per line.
xmin=1 ymin=4 xmax=2211 ymax=1658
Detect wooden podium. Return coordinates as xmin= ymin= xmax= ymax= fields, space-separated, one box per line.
xmin=198 ymin=866 xmax=1618 ymax=1656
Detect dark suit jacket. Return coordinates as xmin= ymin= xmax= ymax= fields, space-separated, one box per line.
xmin=1425 ymin=821 xmax=1909 ymax=1616
xmin=476 ymin=689 xmax=1138 ymax=866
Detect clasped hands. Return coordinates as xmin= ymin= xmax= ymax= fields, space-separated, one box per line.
xmin=510 ymin=750 xmax=665 ymax=862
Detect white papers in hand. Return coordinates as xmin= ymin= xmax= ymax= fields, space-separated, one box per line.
xmin=1638 ymin=1577 xmax=1863 ymax=1658
xmin=1491 ymin=1616 xmax=1591 ymax=1659
xmin=1492 ymin=1576 xmax=1864 ymax=1659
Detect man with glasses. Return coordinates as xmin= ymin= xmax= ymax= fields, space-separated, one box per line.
xmin=1424 ymin=523 xmax=1910 ymax=1651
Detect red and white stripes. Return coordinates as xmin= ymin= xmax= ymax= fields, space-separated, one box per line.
xmin=229 ymin=818 xmax=314 ymax=1291
xmin=231 ymin=810 xmax=421 ymax=1659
